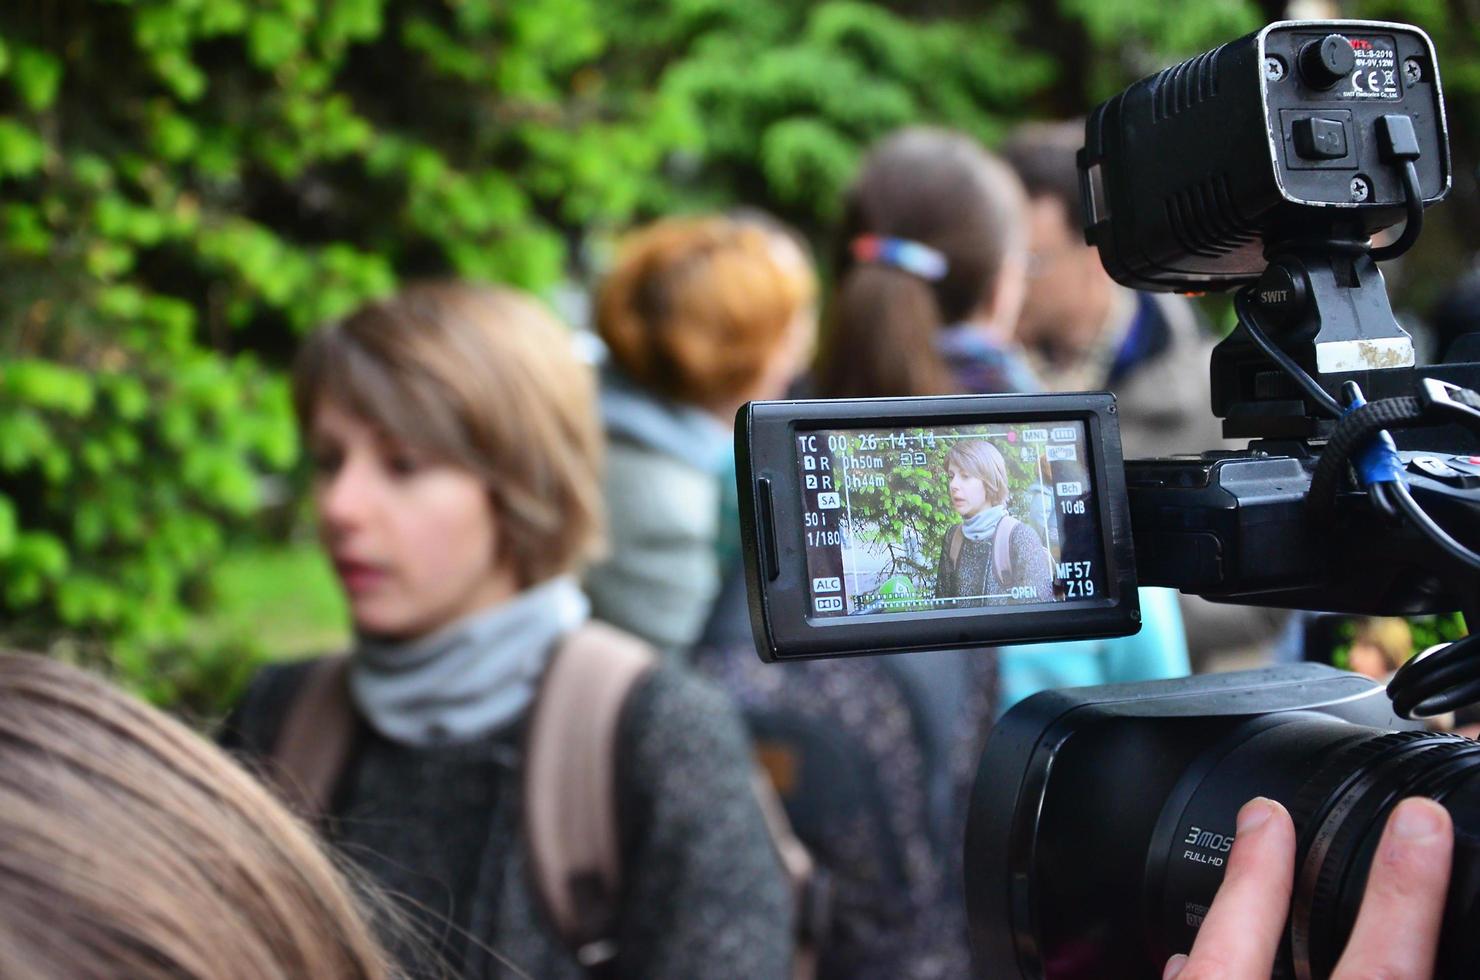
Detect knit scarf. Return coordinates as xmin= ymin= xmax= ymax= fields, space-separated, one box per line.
xmin=349 ymin=576 xmax=589 ymax=747
xmin=959 ymin=504 xmax=1006 ymax=542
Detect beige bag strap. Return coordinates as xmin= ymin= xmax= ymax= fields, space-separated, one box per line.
xmin=993 ymin=515 xmax=1019 ymax=586
xmin=751 ymin=769 xmax=826 ymax=980
xmin=268 ymin=655 xmax=354 ymax=820
xmin=524 ymin=621 xmax=657 ymax=965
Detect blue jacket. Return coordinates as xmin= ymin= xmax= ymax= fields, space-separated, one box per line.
xmin=996 ymin=586 xmax=1190 ymax=712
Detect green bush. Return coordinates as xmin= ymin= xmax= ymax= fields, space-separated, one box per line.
xmin=0 ymin=0 xmax=1277 ymax=715
xmin=0 ymin=0 xmax=697 ymax=714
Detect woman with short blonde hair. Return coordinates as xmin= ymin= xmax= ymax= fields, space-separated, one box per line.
xmin=223 ymin=281 xmax=792 ymax=979
xmin=935 ymin=437 xmax=1053 ymax=607
xmin=292 ymin=283 xmax=605 ymax=591
xmin=944 ymin=439 xmax=1010 ymax=510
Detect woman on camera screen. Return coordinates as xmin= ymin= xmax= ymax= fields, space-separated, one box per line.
xmin=934 ymin=438 xmax=1054 ymax=606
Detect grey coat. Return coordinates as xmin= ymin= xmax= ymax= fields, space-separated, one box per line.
xmin=584 ymin=371 xmax=731 ymax=657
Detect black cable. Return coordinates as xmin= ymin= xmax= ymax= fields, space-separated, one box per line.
xmin=1307 ymin=394 xmax=1424 ymax=522
xmin=1370 ymin=160 xmax=1423 ymax=263
xmin=1389 ymin=479 xmax=1480 ymax=572
xmin=1368 ymin=470 xmax=1397 ymax=519
xmin=1389 ymin=627 xmax=1480 ymax=719
xmin=1233 ymin=290 xmax=1344 ymax=417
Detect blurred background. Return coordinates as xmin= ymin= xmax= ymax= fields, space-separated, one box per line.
xmin=0 ymin=0 xmax=1472 ymax=717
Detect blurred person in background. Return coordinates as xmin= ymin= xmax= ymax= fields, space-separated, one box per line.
xmin=0 ymin=651 xmax=395 ymax=980
xmin=816 ymin=129 xmax=1036 ymax=400
xmin=585 ymin=216 xmax=817 ymax=658
xmin=1000 ymin=120 xmax=1226 ymax=458
xmin=221 ymin=282 xmax=792 ymax=979
xmin=690 ymin=169 xmax=1008 ymax=977
xmin=816 ymin=127 xmax=1189 ymax=948
xmin=792 ymin=126 xmax=1038 ymax=979
xmin=1002 ymin=120 xmax=1286 ymax=672
xmin=1347 ymin=616 xmax=1416 ymax=682
xmin=824 ymin=126 xmax=1192 ymax=696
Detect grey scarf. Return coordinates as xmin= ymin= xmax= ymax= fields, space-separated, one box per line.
xmin=349 ymin=576 xmax=589 ymax=746
xmin=959 ymin=504 xmax=1006 ymax=542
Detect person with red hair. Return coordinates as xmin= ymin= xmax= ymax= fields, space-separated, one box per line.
xmin=586 ymin=215 xmax=816 ymax=657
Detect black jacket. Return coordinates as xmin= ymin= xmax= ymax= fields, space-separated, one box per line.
xmin=221 ymin=658 xmax=792 ymax=979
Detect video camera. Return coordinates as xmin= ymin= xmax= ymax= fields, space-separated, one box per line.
xmin=735 ymin=20 xmax=1480 ymax=979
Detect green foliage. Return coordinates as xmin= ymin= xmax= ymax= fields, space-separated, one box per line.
xmin=0 ymin=0 xmax=693 ymax=713
xmin=191 ymin=542 xmax=350 ymax=686
xmin=0 ymin=0 xmax=1283 ymax=712
xmin=820 ymin=427 xmax=1053 ymax=604
xmin=1331 ymin=613 xmax=1468 ymax=672
xmin=605 ymin=0 xmax=1263 ymax=233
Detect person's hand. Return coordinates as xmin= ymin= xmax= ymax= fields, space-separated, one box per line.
xmin=1163 ymin=795 xmax=1453 ymax=980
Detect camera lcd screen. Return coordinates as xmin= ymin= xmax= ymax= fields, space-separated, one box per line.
xmin=738 ymin=393 xmax=1136 ymax=661
xmin=794 ymin=421 xmax=1104 ymax=619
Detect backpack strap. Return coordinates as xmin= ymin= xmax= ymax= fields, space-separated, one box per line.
xmin=948 ymin=523 xmax=964 ymax=566
xmin=268 ymin=655 xmax=353 ymax=821
xmin=524 ymin=621 xmax=657 ymax=969
xmin=750 ymin=769 xmax=828 ymax=980
xmin=993 ymin=515 xmax=1019 ymax=587
xmin=530 ymin=623 xmax=828 ymax=979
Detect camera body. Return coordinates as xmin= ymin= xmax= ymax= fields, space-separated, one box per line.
xmin=733 ymin=17 xmax=1480 ymax=979
xmin=966 ymin=665 xmax=1480 ymax=979
xmin=1127 ymin=443 xmax=1480 ymax=612
xmin=736 ymin=394 xmax=1138 ymax=661
xmin=1081 ymin=20 xmax=1449 ymax=292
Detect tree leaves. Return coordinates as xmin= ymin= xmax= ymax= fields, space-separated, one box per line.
xmin=0 ymin=0 xmax=1288 ymax=713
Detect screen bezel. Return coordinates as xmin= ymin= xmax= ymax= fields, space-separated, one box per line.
xmin=737 ymin=393 xmax=1141 ymax=662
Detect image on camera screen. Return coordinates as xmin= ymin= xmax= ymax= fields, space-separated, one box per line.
xmin=795 ymin=421 xmax=1105 ymax=618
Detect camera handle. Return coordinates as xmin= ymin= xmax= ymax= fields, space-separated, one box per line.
xmin=1225 ymin=242 xmax=1480 ymax=718
xmin=1205 ymin=131 xmax=1480 ymax=717
xmin=1211 ymin=116 xmax=1430 ymax=442
xmin=1210 ymin=242 xmax=1414 ymax=441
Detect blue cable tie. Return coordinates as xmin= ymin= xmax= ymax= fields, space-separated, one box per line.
xmin=1344 ymin=390 xmax=1404 ymax=486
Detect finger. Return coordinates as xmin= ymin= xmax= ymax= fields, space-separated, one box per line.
xmin=1174 ymin=797 xmax=1296 ymax=979
xmin=1332 ymin=797 xmax=1453 ymax=980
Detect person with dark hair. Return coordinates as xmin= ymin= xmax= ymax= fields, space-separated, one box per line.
xmin=816 ymin=126 xmax=1038 ymax=400
xmin=813 ymin=128 xmax=1190 ymax=978
xmin=1002 ymin=120 xmax=1285 ymax=672
xmin=221 ymin=281 xmax=792 ymax=980
xmin=802 ymin=126 xmax=1033 ymax=979
xmin=1001 ymin=120 xmax=1228 ymax=458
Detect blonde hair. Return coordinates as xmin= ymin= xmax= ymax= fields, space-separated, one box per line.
xmin=596 ymin=215 xmax=817 ymax=407
xmin=0 ymin=652 xmax=395 ymax=979
xmin=293 ymin=282 xmax=606 ymax=586
xmin=1351 ymin=617 xmax=1415 ymax=673
xmin=946 ymin=439 xmax=1010 ymax=508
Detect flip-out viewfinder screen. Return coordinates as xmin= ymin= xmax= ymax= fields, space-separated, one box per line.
xmin=795 ymin=421 xmax=1104 ymax=619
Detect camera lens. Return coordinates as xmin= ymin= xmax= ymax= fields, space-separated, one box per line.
xmin=1149 ymin=713 xmax=1480 ymax=978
